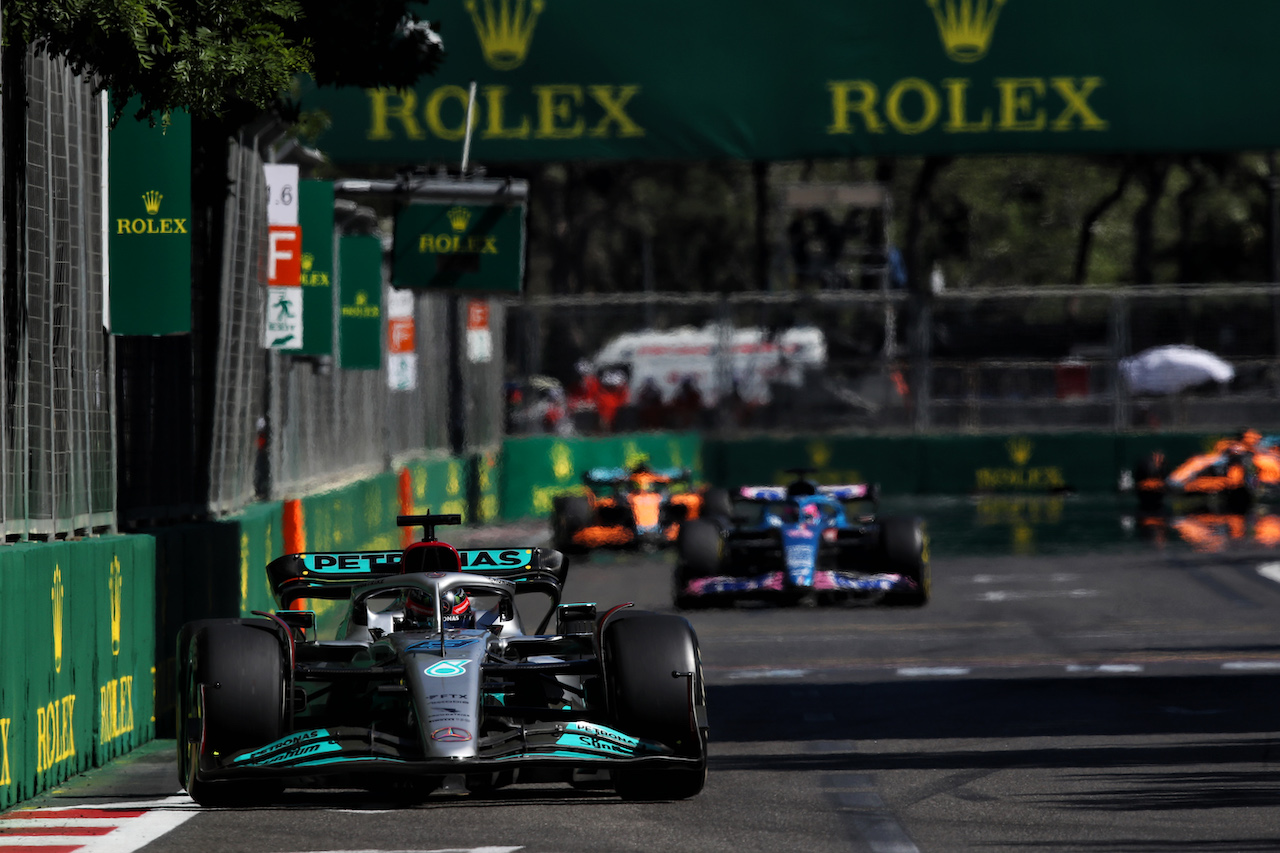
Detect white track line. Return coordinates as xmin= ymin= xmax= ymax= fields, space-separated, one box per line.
xmin=1257 ymin=562 xmax=1280 ymax=585
xmin=725 ymin=668 xmax=810 ymax=679
xmin=896 ymin=667 xmax=970 ymax=677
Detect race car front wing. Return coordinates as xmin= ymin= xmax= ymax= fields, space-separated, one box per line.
xmin=682 ymin=570 xmax=913 ymax=599
xmin=197 ymin=721 xmax=698 ymax=781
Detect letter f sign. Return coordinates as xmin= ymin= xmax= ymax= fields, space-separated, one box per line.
xmin=269 ymin=225 xmax=302 ymax=286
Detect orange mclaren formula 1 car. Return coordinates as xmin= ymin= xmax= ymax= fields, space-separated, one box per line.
xmin=1135 ymin=430 xmax=1280 ymax=513
xmin=551 ymin=464 xmax=731 ymax=554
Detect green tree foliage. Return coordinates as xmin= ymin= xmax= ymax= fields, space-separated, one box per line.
xmin=516 ymin=153 xmax=1272 ymax=300
xmin=2 ymin=0 xmax=442 ymax=125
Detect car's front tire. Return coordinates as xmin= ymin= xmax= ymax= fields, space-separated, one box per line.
xmin=603 ymin=612 xmax=707 ymax=800
xmin=181 ymin=620 xmax=286 ymax=806
xmin=878 ymin=516 xmax=930 ymax=607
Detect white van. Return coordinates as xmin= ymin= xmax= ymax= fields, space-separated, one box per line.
xmin=589 ymin=324 xmax=827 ymax=405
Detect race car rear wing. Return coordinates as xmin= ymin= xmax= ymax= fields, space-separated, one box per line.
xmin=736 ymin=483 xmax=878 ymax=502
xmin=583 ymin=466 xmax=692 ymax=485
xmin=266 ymin=545 xmax=566 ymax=609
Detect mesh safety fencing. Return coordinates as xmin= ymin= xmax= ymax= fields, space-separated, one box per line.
xmin=2 ymin=49 xmax=114 ymax=538
xmin=502 ymin=286 xmax=1280 ymax=437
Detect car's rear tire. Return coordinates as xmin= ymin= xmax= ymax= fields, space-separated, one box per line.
xmin=701 ymin=487 xmax=733 ymax=527
xmin=675 ymin=519 xmax=721 ymax=609
xmin=677 ymin=519 xmax=721 ymax=573
xmin=603 ymin=612 xmax=707 ymax=801
xmin=183 ymin=621 xmax=286 ymax=806
xmin=878 ymin=516 xmax=930 ymax=607
xmin=553 ymin=495 xmax=592 ymax=553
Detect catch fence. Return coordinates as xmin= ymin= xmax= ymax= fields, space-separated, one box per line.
xmin=503 ymin=285 xmax=1280 ymax=436
xmin=1 ymin=39 xmax=505 ymax=537
xmin=2 ymin=48 xmax=114 ymax=539
xmin=268 ymin=266 xmax=506 ymax=500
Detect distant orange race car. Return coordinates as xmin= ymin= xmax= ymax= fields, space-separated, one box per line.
xmin=551 ymin=463 xmax=731 ymax=554
xmin=1136 ymin=430 xmax=1280 ymax=513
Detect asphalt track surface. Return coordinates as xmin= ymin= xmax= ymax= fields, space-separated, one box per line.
xmin=7 ymin=497 xmax=1280 ymax=852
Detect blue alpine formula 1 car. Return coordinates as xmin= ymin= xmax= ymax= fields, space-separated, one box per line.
xmin=176 ymin=514 xmax=707 ymax=805
xmin=674 ymin=471 xmax=929 ymax=608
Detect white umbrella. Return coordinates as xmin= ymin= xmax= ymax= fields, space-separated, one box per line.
xmin=1120 ymin=344 xmax=1234 ymax=395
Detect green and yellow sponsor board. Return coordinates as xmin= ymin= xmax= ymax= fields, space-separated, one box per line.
xmin=0 ymin=537 xmax=156 ymax=810
xmin=337 ymin=235 xmax=383 ymax=369
xmin=297 ymin=181 xmax=336 ymax=356
xmin=393 ymin=202 xmax=526 ymax=293
xmin=108 ymin=100 xmax=192 ymax=334
xmin=303 ymin=1 xmax=1280 ymax=162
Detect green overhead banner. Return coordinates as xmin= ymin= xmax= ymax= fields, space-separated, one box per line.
xmin=108 ymin=101 xmax=192 ymax=334
xmin=393 ymin=202 xmax=526 ymax=292
xmin=302 ymin=0 xmax=1280 ymax=163
xmin=337 ymin=234 xmax=383 ymax=369
xmin=297 ymin=181 xmax=335 ymax=355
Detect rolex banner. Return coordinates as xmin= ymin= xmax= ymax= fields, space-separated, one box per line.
xmin=107 ymin=102 xmax=191 ymax=334
xmin=297 ymin=180 xmax=336 ymax=356
xmin=392 ymin=202 xmax=525 ymax=293
xmin=301 ymin=0 xmax=1280 ymax=162
xmin=337 ymin=235 xmax=383 ymax=370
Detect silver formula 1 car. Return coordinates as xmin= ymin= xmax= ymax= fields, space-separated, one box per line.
xmin=176 ymin=514 xmax=708 ymax=805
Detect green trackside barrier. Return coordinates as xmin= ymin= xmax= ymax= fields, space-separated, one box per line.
xmin=400 ymin=454 xmax=473 ymax=522
xmin=704 ymin=435 xmax=925 ymax=494
xmin=0 ymin=536 xmax=156 ymax=812
xmin=299 ymin=473 xmax=402 ymax=555
xmin=471 ymin=449 xmax=501 ymax=524
xmin=1116 ymin=432 xmax=1235 ymax=476
xmin=498 ymin=432 xmax=703 ymax=521
xmin=701 ymin=432 xmax=1240 ymax=496
xmin=234 ymin=501 xmax=286 ymax=619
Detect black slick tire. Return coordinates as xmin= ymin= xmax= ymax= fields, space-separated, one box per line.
xmin=552 ymin=495 xmax=592 ymax=553
xmin=878 ymin=516 xmax=930 ymax=607
xmin=183 ymin=620 xmax=286 ymax=806
xmin=674 ymin=519 xmax=721 ymax=610
xmin=701 ymin=487 xmax=733 ymax=528
xmin=603 ymin=612 xmax=707 ymax=800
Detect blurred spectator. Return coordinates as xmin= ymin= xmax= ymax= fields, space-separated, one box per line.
xmin=567 ymin=359 xmax=599 ymax=408
xmin=724 ymin=380 xmax=758 ymax=428
xmin=669 ymin=376 xmax=704 ymax=429
xmin=637 ymin=378 xmax=666 ymax=429
xmin=540 ymin=384 xmax=572 ymax=435
xmin=595 ymin=369 xmax=631 ymax=431
xmin=506 ymin=376 xmax=574 ymax=435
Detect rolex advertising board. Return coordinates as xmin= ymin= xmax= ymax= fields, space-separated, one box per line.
xmin=338 ymin=235 xmax=384 ymax=370
xmin=297 ymin=180 xmax=336 ymax=356
xmin=300 ymin=0 xmax=1280 ymax=162
xmin=393 ymin=202 xmax=525 ymax=293
xmin=107 ymin=101 xmax=192 ymax=334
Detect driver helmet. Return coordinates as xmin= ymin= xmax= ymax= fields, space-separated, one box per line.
xmin=801 ymin=503 xmax=822 ymax=525
xmin=405 ymin=587 xmax=475 ymax=629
